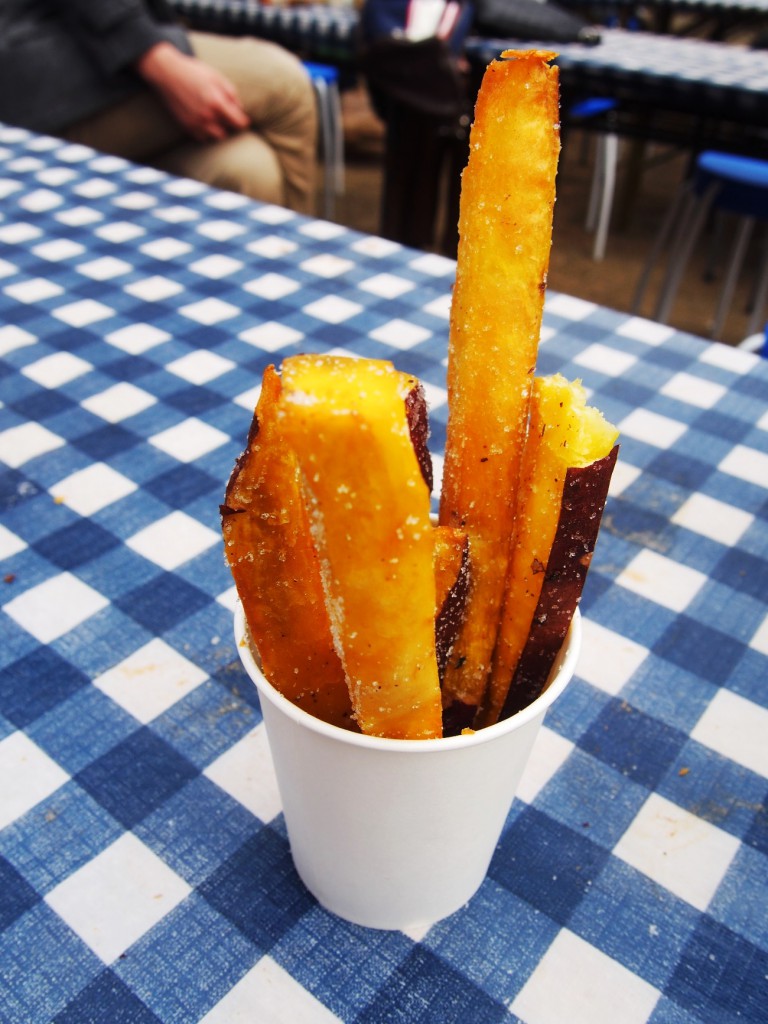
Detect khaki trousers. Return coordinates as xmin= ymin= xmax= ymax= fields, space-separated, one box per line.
xmin=63 ymin=33 xmax=317 ymax=214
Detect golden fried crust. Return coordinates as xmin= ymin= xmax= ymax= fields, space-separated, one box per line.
xmin=439 ymin=51 xmax=561 ymax=708
xmin=483 ymin=375 xmax=618 ymax=725
xmin=222 ymin=366 xmax=355 ymax=730
xmin=277 ymin=354 xmax=443 ymax=740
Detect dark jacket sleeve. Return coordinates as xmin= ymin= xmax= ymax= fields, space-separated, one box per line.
xmin=52 ymin=0 xmax=192 ymax=75
xmin=0 ymin=0 xmax=191 ymax=134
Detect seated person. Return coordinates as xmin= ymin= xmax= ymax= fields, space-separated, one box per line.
xmin=0 ymin=0 xmax=317 ymax=213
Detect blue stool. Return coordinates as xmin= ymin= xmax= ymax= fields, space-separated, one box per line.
xmin=739 ymin=322 xmax=768 ymax=357
xmin=303 ymin=61 xmax=345 ymax=221
xmin=634 ymin=150 xmax=768 ymax=340
xmin=569 ymin=96 xmax=619 ymax=262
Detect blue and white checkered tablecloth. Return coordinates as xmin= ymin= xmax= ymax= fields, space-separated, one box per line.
xmin=1 ymin=125 xmax=767 ymax=1024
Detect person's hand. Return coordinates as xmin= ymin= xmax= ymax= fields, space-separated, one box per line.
xmin=136 ymin=42 xmax=250 ymax=141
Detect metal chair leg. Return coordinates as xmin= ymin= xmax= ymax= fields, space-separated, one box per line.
xmin=745 ymin=229 xmax=768 ymax=339
xmin=632 ymin=180 xmax=690 ymax=314
xmin=590 ymin=133 xmax=618 ymax=262
xmin=305 ymin=64 xmax=345 ymax=221
xmin=328 ymin=80 xmax=345 ymax=197
xmin=654 ymin=182 xmax=719 ymax=324
xmin=313 ymin=78 xmax=335 ymax=220
xmin=711 ymin=216 xmax=753 ymax=339
xmin=585 ymin=140 xmax=603 ymax=233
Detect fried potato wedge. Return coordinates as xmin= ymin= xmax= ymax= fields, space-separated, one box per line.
xmin=277 ymin=354 xmax=443 ymax=740
xmin=439 ymin=50 xmax=561 ymax=709
xmin=483 ymin=375 xmax=619 ymax=724
xmin=221 ymin=365 xmax=354 ymax=730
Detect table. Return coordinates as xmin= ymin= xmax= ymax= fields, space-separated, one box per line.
xmin=557 ymin=0 xmax=768 ymax=37
xmin=164 ymin=4 xmax=768 ymax=145
xmin=467 ymin=28 xmax=768 ymax=155
xmin=562 ymin=0 xmax=768 ymax=11
xmin=167 ymin=0 xmax=768 ymax=46
xmin=168 ymin=0 xmax=361 ymax=65
xmin=1 ymin=123 xmax=767 ymax=1024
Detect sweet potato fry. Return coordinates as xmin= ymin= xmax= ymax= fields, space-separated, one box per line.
xmin=277 ymin=354 xmax=443 ymax=740
xmin=497 ymin=448 xmax=618 ymax=720
xmin=221 ymin=366 xmax=354 ymax=730
xmin=499 ymin=448 xmax=618 ymax=720
xmin=439 ymin=50 xmax=561 ymax=709
xmin=483 ymin=375 xmax=618 ymax=724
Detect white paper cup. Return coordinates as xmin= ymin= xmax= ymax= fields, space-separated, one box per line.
xmin=234 ymin=603 xmax=581 ymax=931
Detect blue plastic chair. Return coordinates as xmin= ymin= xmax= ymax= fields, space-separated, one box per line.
xmin=739 ymin=321 xmax=768 ymax=357
xmin=634 ymin=150 xmax=768 ymax=340
xmin=303 ymin=61 xmax=345 ymax=220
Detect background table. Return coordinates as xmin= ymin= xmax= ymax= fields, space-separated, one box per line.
xmin=169 ymin=0 xmax=361 ymax=66
xmin=1 ymin=124 xmax=767 ymax=1023
xmin=556 ymin=0 xmax=768 ymax=37
xmin=167 ymin=0 xmax=768 ymax=45
xmin=467 ymin=28 xmax=768 ymax=156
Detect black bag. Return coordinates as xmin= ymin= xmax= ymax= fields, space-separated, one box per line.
xmin=361 ymin=1 xmax=475 ymax=119
xmin=358 ymin=2 xmax=474 ymax=254
xmin=364 ymin=35 xmax=469 ymax=120
xmin=473 ymin=0 xmax=601 ymax=44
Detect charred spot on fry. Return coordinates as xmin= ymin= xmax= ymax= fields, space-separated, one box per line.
xmin=434 ymin=527 xmax=471 ymax=680
xmin=405 ymin=381 xmax=434 ymax=492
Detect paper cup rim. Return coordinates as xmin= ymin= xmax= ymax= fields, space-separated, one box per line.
xmin=234 ymin=602 xmax=581 ymax=753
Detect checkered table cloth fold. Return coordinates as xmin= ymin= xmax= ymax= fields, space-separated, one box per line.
xmin=0 ymin=125 xmax=766 ymax=1024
